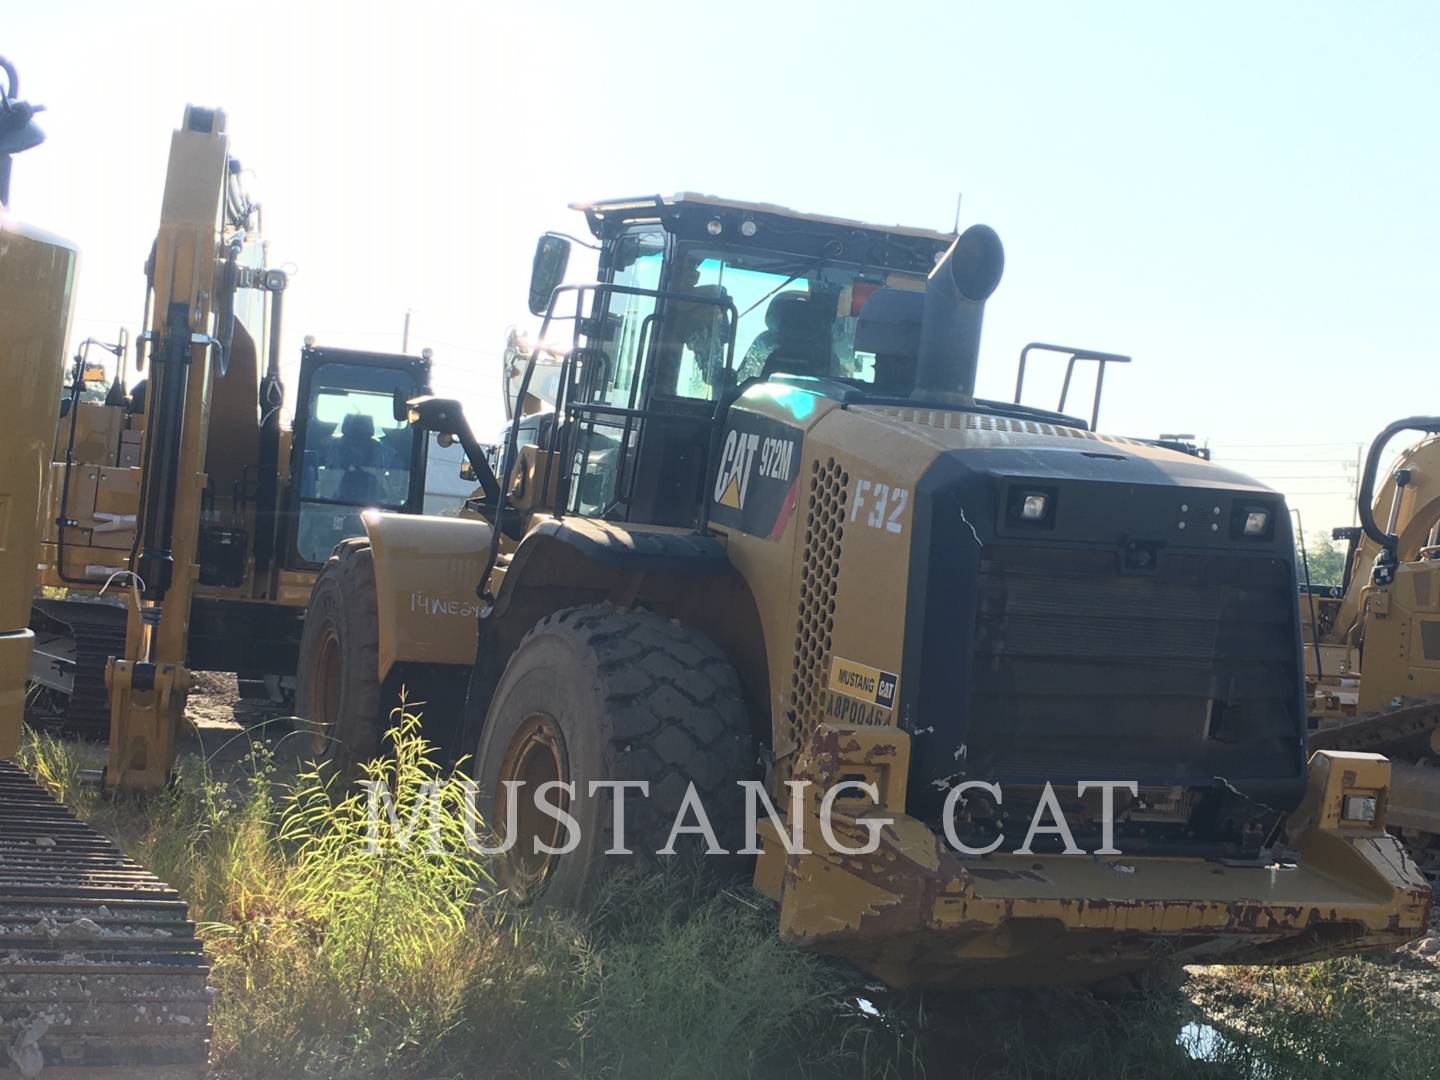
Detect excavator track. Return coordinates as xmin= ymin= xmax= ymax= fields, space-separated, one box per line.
xmin=1310 ymin=699 xmax=1440 ymax=759
xmin=0 ymin=760 xmax=210 ymax=1077
xmin=26 ymin=600 xmax=128 ymax=739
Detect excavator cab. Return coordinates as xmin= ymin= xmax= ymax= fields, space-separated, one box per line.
xmin=285 ymin=343 xmax=431 ymax=568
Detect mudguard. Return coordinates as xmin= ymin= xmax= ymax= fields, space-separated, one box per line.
xmin=363 ymin=510 xmax=493 ymax=679
xmin=495 ymin=517 xmax=731 ymax=607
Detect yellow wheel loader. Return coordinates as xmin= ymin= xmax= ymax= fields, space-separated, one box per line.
xmin=1301 ymin=417 xmax=1440 ymax=880
xmin=1 ymin=58 xmax=208 ymax=1078
xmin=24 ymin=105 xmax=435 ymax=792
xmin=301 ymin=193 xmax=1431 ymax=988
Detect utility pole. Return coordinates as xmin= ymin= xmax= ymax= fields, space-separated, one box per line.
xmin=1348 ymin=443 xmax=1363 ymax=526
xmin=402 ymin=308 xmax=413 ymax=353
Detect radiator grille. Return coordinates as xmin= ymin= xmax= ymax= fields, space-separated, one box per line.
xmin=783 ymin=457 xmax=847 ymax=769
xmin=966 ymin=545 xmax=1300 ymax=782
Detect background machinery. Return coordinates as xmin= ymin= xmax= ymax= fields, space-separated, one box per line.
xmin=25 ymin=106 xmax=434 ymax=791
xmin=1302 ymin=417 xmax=1440 ymax=879
xmin=300 ymin=193 xmax=1431 ymax=987
xmin=1 ymin=58 xmax=209 ymax=1078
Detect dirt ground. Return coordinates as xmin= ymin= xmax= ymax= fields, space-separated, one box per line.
xmin=181 ymin=670 xmax=308 ymax=775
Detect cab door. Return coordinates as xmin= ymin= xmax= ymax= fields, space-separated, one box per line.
xmin=283 ymin=345 xmax=431 ymax=569
xmin=559 ymin=226 xmax=738 ymax=527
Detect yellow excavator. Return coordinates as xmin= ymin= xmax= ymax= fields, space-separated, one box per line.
xmin=1302 ymin=417 xmax=1440 ymax=880
xmin=24 ymin=103 xmax=435 ymax=792
xmin=297 ymin=193 xmax=1431 ymax=988
xmin=1 ymin=58 xmax=208 ymax=1078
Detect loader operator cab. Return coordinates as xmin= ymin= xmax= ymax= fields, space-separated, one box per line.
xmin=502 ymin=195 xmax=964 ymax=530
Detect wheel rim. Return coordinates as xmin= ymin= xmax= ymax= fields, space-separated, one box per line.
xmin=495 ymin=712 xmax=569 ymax=901
xmin=309 ymin=625 xmax=342 ymax=756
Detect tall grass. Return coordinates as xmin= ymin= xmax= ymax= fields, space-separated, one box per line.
xmin=16 ymin=719 xmax=1439 ymax=1080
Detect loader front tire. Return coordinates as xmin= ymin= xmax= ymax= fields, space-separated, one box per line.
xmin=296 ymin=538 xmax=383 ymax=780
xmin=475 ymin=603 xmax=754 ymax=910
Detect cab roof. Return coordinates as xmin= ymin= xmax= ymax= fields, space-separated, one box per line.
xmin=569 ymin=192 xmax=956 ymax=244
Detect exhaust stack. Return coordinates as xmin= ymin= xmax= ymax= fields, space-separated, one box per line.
xmin=914 ymin=224 xmax=1004 ymax=400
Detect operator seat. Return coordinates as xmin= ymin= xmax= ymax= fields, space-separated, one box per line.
xmin=326 ymin=412 xmax=381 ymax=470
xmin=318 ymin=413 xmax=383 ymax=505
xmin=853 ymin=287 xmax=923 ymax=393
xmin=757 ymin=292 xmax=833 ymax=380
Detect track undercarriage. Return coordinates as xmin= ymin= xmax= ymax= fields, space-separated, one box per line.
xmin=0 ymin=761 xmax=210 ymax=1077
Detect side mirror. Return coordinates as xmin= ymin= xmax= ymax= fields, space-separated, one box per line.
xmin=392 ymin=387 xmax=413 ymax=422
xmin=405 ymin=396 xmax=502 ymax=504
xmin=405 ymin=395 xmax=464 ymax=436
xmin=528 ymin=234 xmax=571 ymax=317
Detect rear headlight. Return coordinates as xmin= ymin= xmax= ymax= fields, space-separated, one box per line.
xmin=1341 ymin=794 xmax=1378 ymax=823
xmin=1020 ymin=494 xmax=1048 ymax=520
xmin=1006 ymin=486 xmax=1056 ymax=529
xmin=1243 ymin=509 xmax=1270 ymax=536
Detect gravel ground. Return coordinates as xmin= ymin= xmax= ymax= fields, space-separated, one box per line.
xmin=1390 ymin=892 xmax=1440 ymax=1004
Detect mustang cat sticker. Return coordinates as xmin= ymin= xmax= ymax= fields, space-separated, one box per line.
xmin=710 ymin=412 xmax=802 ymax=540
xmin=828 ymin=657 xmax=899 ymax=711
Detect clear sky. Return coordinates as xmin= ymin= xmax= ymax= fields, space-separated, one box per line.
xmin=7 ymin=0 xmax=1437 ymax=536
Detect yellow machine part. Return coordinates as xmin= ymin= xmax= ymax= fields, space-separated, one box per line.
xmin=365 ymin=510 xmax=491 ymax=679
xmin=102 ymin=109 xmax=230 ymax=791
xmin=1306 ymin=431 xmax=1440 ymax=664
xmin=1353 ymin=559 xmax=1440 ymax=709
xmin=0 ymin=214 xmax=76 ymax=758
xmin=1300 ymin=426 xmax=1440 ymax=878
xmin=706 ymin=387 xmax=1430 ymax=983
xmin=752 ymin=724 xmax=1429 ymax=987
xmin=19 ymin=109 xmax=234 ymax=787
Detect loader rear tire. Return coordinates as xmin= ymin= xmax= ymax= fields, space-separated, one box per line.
xmin=296 ymin=538 xmax=383 ymax=780
xmin=475 ymin=603 xmax=755 ymax=910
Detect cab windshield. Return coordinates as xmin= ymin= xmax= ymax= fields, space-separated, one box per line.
xmin=675 ymin=244 xmax=926 ymax=396
xmin=294 ymin=362 xmax=418 ymax=564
